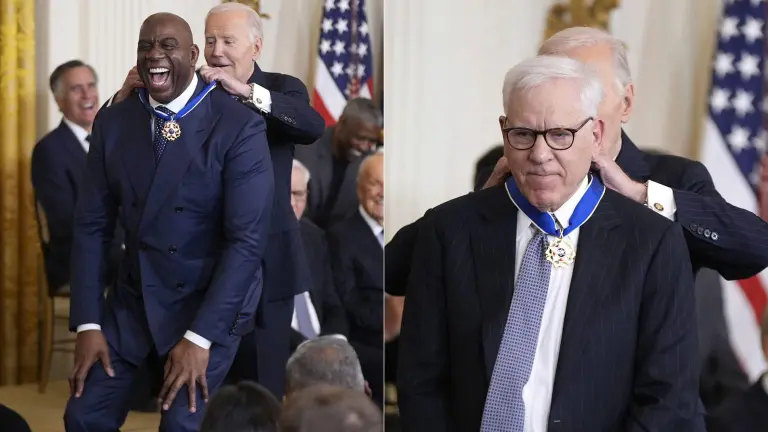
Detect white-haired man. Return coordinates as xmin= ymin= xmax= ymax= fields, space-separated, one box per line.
xmin=397 ymin=55 xmax=701 ymax=431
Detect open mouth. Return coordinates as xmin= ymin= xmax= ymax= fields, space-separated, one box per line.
xmin=147 ymin=67 xmax=171 ymax=88
xmin=80 ymin=101 xmax=95 ymax=113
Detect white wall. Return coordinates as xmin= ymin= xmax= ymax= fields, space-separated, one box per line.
xmin=35 ymin=0 xmax=382 ymax=138
xmin=384 ymin=0 xmax=721 ymax=239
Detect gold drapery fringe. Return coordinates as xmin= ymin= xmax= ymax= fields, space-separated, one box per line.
xmin=0 ymin=0 xmax=38 ymax=385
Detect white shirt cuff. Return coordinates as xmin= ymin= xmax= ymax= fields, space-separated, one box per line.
xmin=646 ymin=180 xmax=677 ymax=221
xmin=184 ymin=331 xmax=212 ymax=350
xmin=77 ymin=324 xmax=102 ymax=332
xmin=250 ymin=84 xmax=272 ymax=113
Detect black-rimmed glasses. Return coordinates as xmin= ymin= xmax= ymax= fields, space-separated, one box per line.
xmin=502 ymin=117 xmax=593 ymax=150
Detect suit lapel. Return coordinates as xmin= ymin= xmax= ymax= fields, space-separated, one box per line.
xmin=139 ymin=88 xmax=219 ymax=233
xmin=616 ymin=130 xmax=651 ymax=181
xmin=57 ymin=121 xmax=87 ymax=162
xmin=470 ymin=187 xmax=519 ymax=382
xmin=551 ymin=196 xmax=623 ymax=400
xmin=121 ymin=99 xmax=155 ymax=202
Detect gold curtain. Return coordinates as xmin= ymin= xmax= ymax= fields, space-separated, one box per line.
xmin=0 ymin=0 xmax=38 ymax=385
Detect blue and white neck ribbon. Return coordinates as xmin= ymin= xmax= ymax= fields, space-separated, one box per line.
xmin=138 ymin=80 xmax=218 ymax=121
xmin=504 ymin=175 xmax=605 ymax=237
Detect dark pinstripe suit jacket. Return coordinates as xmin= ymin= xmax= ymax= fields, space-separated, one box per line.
xmin=397 ymin=186 xmax=702 ymax=432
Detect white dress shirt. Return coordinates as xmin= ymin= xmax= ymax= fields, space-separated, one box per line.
xmin=509 ymin=177 xmax=588 ymax=432
xmin=612 ymin=142 xmax=677 ymax=220
xmin=359 ymin=205 xmax=384 ymax=248
xmin=62 ymin=117 xmax=91 ymax=153
xmin=77 ymin=75 xmax=213 ymax=350
xmin=248 ymin=83 xmax=273 ymax=113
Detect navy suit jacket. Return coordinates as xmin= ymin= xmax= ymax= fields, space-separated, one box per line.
xmin=397 ymin=186 xmax=701 ymax=431
xmin=386 ymin=132 xmax=768 ymax=296
xmin=70 ymin=77 xmax=274 ymax=361
xmin=31 ymin=121 xmax=122 ymax=293
xmin=244 ymin=64 xmax=325 ymax=305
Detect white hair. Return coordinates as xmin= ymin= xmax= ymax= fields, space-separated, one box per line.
xmin=539 ymin=26 xmax=632 ymax=95
xmin=292 ymin=159 xmax=311 ymax=185
xmin=501 ymin=55 xmax=603 ymax=118
xmin=356 ymin=150 xmax=384 ymax=184
xmin=206 ymin=2 xmax=263 ymax=43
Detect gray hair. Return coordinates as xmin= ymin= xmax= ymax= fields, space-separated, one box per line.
xmin=356 ymin=150 xmax=383 ymax=184
xmin=49 ymin=60 xmax=98 ymax=98
xmin=285 ymin=337 xmax=365 ymax=395
xmin=340 ymin=98 xmax=383 ymax=128
xmin=539 ymin=26 xmax=632 ymax=96
xmin=293 ymin=159 xmax=311 ymax=185
xmin=501 ymin=55 xmax=603 ymax=118
xmin=206 ymin=2 xmax=264 ymax=43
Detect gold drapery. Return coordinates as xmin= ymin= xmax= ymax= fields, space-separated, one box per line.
xmin=0 ymin=0 xmax=38 ymax=385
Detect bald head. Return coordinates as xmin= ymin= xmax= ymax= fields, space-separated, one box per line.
xmin=137 ymin=12 xmax=199 ymax=103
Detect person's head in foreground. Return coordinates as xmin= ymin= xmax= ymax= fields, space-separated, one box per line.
xmin=204 ymin=2 xmax=264 ymax=83
xmin=279 ymin=384 xmax=382 ymax=432
xmin=500 ymin=54 xmax=604 ymax=212
xmin=136 ymin=13 xmax=199 ymax=104
xmin=539 ymin=26 xmax=633 ymax=159
xmin=199 ymin=381 xmax=280 ymax=432
xmin=285 ymin=336 xmax=366 ymax=397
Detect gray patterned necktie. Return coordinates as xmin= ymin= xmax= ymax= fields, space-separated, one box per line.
xmin=152 ymin=106 xmax=175 ymax=164
xmin=481 ymin=227 xmax=552 ymax=432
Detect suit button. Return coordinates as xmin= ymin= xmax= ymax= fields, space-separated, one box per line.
xmin=690 ymin=223 xmax=698 ymax=231
xmin=175 ymin=282 xmax=184 ymax=290
xmin=711 ymin=232 xmax=719 ymax=241
xmin=168 ymin=246 xmax=177 ymax=254
xmin=704 ymin=229 xmax=711 ymax=237
xmin=697 ymin=227 xmax=704 ymax=235
xmin=174 ymin=206 xmax=184 ymax=212
xmin=140 ymin=243 xmax=148 ymax=251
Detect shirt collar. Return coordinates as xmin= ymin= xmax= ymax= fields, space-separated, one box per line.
xmin=550 ymin=175 xmax=591 ymax=230
xmin=62 ymin=117 xmax=90 ymax=150
xmin=148 ymin=73 xmax=198 ymax=113
xmin=359 ymin=205 xmax=383 ymax=238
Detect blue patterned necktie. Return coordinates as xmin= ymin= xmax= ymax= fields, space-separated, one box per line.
xmin=152 ymin=106 xmax=175 ymax=164
xmin=481 ymin=227 xmax=552 ymax=432
xmin=294 ymin=293 xmax=318 ymax=339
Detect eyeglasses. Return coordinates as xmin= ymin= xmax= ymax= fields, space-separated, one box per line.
xmin=502 ymin=117 xmax=593 ymax=151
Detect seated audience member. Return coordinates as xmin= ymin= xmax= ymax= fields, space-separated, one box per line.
xmin=290 ymin=160 xmax=349 ymax=351
xmin=285 ymin=336 xmax=366 ymax=397
xmin=327 ymin=152 xmax=384 ymax=406
xmin=473 ymin=144 xmax=504 ymax=191
xmin=199 ymin=381 xmax=281 ymax=432
xmin=295 ymin=98 xmax=383 ymax=229
xmin=707 ymin=305 xmax=768 ymax=431
xmin=279 ymin=384 xmax=382 ymax=432
xmin=0 ymin=404 xmax=31 ymax=432
xmin=31 ymin=60 xmax=123 ymax=293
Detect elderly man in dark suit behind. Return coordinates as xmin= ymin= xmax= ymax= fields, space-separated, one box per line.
xmin=32 ymin=60 xmax=123 ymax=294
xmin=398 ymin=55 xmax=701 ymax=431
xmin=64 ymin=13 xmax=274 ymax=432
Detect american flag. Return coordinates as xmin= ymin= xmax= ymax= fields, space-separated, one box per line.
xmin=312 ymin=0 xmax=374 ymax=126
xmin=702 ymin=0 xmax=768 ymax=382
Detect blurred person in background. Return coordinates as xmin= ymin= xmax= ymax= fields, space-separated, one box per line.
xmin=285 ymin=336 xmax=367 ymax=398
xmin=295 ymin=98 xmax=383 ymax=229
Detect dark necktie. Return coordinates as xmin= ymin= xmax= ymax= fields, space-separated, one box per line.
xmin=152 ymin=106 xmax=175 ymax=164
xmin=85 ymin=134 xmax=91 ymax=143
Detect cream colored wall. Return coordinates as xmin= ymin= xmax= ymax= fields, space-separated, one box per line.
xmin=384 ymin=0 xmax=722 ymax=239
xmin=34 ymin=0 xmax=382 ymax=138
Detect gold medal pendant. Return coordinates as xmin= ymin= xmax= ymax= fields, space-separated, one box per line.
xmin=161 ymin=120 xmax=182 ymax=141
xmin=545 ymin=236 xmax=576 ymax=268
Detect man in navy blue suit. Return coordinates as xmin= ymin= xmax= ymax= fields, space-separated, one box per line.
xmin=398 ymin=55 xmax=701 ymax=431
xmin=64 ymin=12 xmax=274 ymax=432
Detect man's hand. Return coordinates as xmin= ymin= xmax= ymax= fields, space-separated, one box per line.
xmin=591 ymin=153 xmax=647 ymax=203
xmin=482 ymin=156 xmax=512 ymax=189
xmin=758 ymin=155 xmax=768 ymax=221
xmin=384 ymin=294 xmax=405 ymax=342
xmin=199 ymin=65 xmax=251 ymax=99
xmin=69 ymin=330 xmax=113 ymax=398
xmin=159 ymin=338 xmax=210 ymax=413
xmin=114 ymin=66 xmax=144 ymax=104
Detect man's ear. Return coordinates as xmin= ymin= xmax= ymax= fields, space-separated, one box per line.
xmin=252 ymin=38 xmax=263 ymax=62
xmin=592 ymin=118 xmax=605 ymax=158
xmin=190 ymin=44 xmax=200 ymax=65
xmin=620 ymin=83 xmax=635 ymax=124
